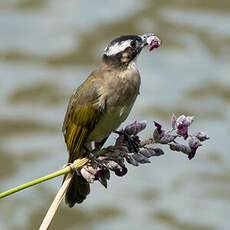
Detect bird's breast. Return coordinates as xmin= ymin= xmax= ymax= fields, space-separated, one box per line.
xmin=88 ymin=65 xmax=141 ymax=142
xmin=105 ymin=63 xmax=140 ymax=106
xmin=87 ymin=103 xmax=134 ymax=142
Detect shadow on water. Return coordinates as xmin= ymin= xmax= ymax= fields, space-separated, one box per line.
xmin=9 ymin=81 xmax=69 ymax=106
xmin=0 ymin=147 xmax=18 ymax=179
xmin=186 ymin=80 xmax=230 ymax=102
xmin=139 ymin=103 xmax=225 ymax=121
xmin=153 ymin=210 xmax=215 ymax=230
xmin=0 ymin=118 xmax=58 ymax=138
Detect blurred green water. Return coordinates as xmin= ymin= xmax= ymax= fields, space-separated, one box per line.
xmin=0 ymin=0 xmax=230 ymax=229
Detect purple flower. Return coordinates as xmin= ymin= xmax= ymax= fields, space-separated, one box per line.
xmin=153 ymin=120 xmax=176 ymax=144
xmin=80 ymin=166 xmax=97 ymax=183
xmin=169 ymin=143 xmax=191 ymax=154
xmin=133 ymin=153 xmax=151 ymax=164
xmin=94 ymin=167 xmax=104 ymax=180
xmin=176 ymin=115 xmax=194 ymax=127
xmin=195 ymin=131 xmax=210 ymax=142
xmin=79 ymin=117 xmax=209 ymax=190
xmin=154 ymin=121 xmax=162 ymax=133
xmin=153 ymin=121 xmax=165 ymax=141
xmin=94 ymin=167 xmax=110 ymax=188
xmin=149 ymin=36 xmax=161 ymax=51
xmin=125 ymin=154 xmax=139 ymax=166
xmin=176 ymin=115 xmax=194 ymax=140
xmin=139 ymin=148 xmax=164 ymax=157
xmin=177 ymin=123 xmax=189 ymax=140
xmin=124 ymin=120 xmax=147 ymax=136
xmin=115 ymin=166 xmax=128 ymax=176
xmin=158 ymin=133 xmax=176 ymax=144
xmin=188 ymin=138 xmax=202 ymax=160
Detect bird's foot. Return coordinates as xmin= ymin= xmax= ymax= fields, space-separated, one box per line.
xmin=94 ymin=136 xmax=109 ymax=151
xmin=113 ymin=130 xmax=139 ymax=153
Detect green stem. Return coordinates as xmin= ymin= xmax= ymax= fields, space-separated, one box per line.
xmin=0 ymin=167 xmax=70 ymax=199
xmin=0 ymin=158 xmax=88 ymax=199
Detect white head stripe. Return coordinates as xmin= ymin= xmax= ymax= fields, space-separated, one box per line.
xmin=104 ymin=40 xmax=132 ymax=56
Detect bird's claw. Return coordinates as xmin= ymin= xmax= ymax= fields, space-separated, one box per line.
xmin=113 ymin=130 xmax=139 ymax=153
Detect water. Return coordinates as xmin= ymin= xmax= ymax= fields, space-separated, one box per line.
xmin=0 ymin=0 xmax=229 ymax=229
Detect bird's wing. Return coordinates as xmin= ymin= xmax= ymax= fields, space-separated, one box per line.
xmin=62 ymin=74 xmax=105 ymax=162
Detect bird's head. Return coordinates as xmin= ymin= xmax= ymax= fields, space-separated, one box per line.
xmin=103 ymin=33 xmax=161 ymax=68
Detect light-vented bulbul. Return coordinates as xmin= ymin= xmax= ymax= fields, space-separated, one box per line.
xmin=62 ymin=33 xmax=161 ymax=207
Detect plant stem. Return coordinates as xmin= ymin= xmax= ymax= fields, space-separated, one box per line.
xmin=0 ymin=167 xmax=70 ymax=199
xmin=0 ymin=158 xmax=88 ymax=199
xmin=39 ymin=173 xmax=73 ymax=230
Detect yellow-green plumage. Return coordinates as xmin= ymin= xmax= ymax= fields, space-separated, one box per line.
xmin=62 ymin=74 xmax=105 ymax=207
xmin=62 ymin=33 xmax=160 ymax=207
xmin=62 ymin=35 xmax=142 ymax=207
xmin=63 ymin=74 xmax=104 ymax=162
xmin=62 ymin=62 xmax=140 ymax=207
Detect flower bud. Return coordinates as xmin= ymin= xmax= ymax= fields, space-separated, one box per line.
xmin=139 ymin=149 xmax=153 ymax=158
xmin=150 ymin=147 xmax=164 ymax=156
xmin=158 ymin=133 xmax=176 ymax=144
xmin=133 ymin=153 xmax=151 ymax=164
xmin=115 ymin=166 xmax=128 ymax=176
xmin=176 ymin=115 xmax=194 ymax=127
xmin=124 ymin=120 xmax=147 ymax=135
xmin=171 ymin=113 xmax=177 ymax=129
xmin=169 ymin=143 xmax=191 ymax=154
xmin=154 ymin=121 xmax=163 ymax=133
xmin=195 ymin=131 xmax=210 ymax=142
xmin=106 ymin=160 xmax=122 ymax=171
xmin=125 ymin=154 xmax=139 ymax=166
xmin=188 ymin=137 xmax=202 ymax=149
xmin=80 ymin=167 xmax=95 ymax=183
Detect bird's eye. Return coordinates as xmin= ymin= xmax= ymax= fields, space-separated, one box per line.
xmin=130 ymin=40 xmax=136 ymax=48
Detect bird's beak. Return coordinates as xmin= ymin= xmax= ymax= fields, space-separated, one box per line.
xmin=140 ymin=33 xmax=161 ymax=51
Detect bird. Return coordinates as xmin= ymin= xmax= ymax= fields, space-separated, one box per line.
xmin=62 ymin=33 xmax=161 ymax=208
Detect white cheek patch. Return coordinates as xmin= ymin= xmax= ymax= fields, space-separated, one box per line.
xmin=104 ymin=40 xmax=131 ymax=56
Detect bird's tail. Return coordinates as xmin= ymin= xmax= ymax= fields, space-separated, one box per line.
xmin=64 ymin=171 xmax=90 ymax=207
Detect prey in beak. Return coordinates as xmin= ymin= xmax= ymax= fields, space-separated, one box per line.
xmin=140 ymin=33 xmax=161 ymax=51
xmin=103 ymin=33 xmax=161 ymax=68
